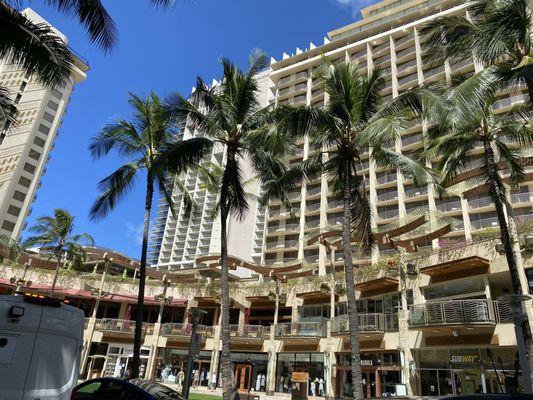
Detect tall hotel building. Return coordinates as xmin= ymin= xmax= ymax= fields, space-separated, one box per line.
xmin=8 ymin=0 xmax=529 ymax=398
xmin=0 ymin=9 xmax=88 ymax=239
xmin=149 ymin=71 xmax=271 ymax=273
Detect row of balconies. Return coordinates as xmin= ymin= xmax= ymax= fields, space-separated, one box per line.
xmin=88 ymin=299 xmax=513 ymax=341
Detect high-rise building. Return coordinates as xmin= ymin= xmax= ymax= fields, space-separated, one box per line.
xmin=149 ymin=71 xmax=271 ymax=275
xmin=0 ymin=8 xmax=89 ymax=239
xmin=153 ymin=0 xmax=532 ymax=274
xmin=263 ymin=0 xmax=532 ymax=271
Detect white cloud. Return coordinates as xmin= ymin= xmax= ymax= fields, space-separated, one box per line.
xmin=125 ymin=222 xmax=145 ymax=246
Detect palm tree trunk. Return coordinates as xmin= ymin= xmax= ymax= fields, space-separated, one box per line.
xmin=483 ymin=139 xmax=533 ymax=391
xmin=131 ymin=174 xmax=154 ymax=379
xmin=341 ymin=159 xmax=364 ymax=400
xmin=50 ymin=249 xmax=62 ymax=294
xmin=219 ymin=203 xmax=236 ymax=400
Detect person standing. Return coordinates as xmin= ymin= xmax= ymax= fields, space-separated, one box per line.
xmin=177 ymin=370 xmax=185 ymax=391
xmin=192 ymin=369 xmax=200 ymax=388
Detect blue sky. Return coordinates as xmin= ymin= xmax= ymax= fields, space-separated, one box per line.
xmin=22 ymin=0 xmax=376 ymax=258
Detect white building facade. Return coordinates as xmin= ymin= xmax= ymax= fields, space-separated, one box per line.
xmin=0 ymin=9 xmax=89 ymax=238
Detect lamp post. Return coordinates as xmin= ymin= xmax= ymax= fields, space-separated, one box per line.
xmin=81 ymin=254 xmax=111 ymax=376
xmin=182 ymin=308 xmax=206 ymax=400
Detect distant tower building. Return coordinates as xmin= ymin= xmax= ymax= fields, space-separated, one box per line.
xmin=0 ymin=8 xmax=89 ymax=238
xmin=149 ymin=71 xmax=270 ymax=276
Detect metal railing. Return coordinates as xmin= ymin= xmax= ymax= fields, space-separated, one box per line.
xmin=161 ymin=323 xmax=214 ymax=338
xmin=229 ymin=324 xmax=268 ymax=339
xmin=331 ymin=313 xmax=399 ymax=335
xmin=404 ymin=186 xmax=428 ymax=198
xmin=96 ymin=319 xmax=143 ymax=334
xmin=275 ymin=322 xmax=326 ymax=338
xmin=408 ymin=299 xmax=512 ymax=327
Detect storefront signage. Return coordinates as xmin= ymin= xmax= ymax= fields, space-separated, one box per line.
xmin=360 ymin=359 xmax=373 ymax=366
xmin=292 ymin=372 xmax=309 ymax=382
xmin=450 ymin=354 xmax=479 ymax=364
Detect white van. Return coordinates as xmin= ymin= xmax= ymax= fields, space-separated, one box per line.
xmin=0 ymin=293 xmax=84 ymax=400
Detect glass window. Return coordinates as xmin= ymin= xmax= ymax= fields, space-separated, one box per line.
xmin=424 ymin=277 xmax=486 ymax=300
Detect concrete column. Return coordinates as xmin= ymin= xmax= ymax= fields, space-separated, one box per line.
xmin=326 ymin=350 xmax=337 ymax=399
xmin=266 ymin=348 xmax=278 ymax=395
xmin=460 ymin=196 xmax=473 ymax=242
xmin=145 ymin=323 xmax=161 ymax=381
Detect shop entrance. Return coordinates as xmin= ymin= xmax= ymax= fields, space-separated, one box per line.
xmin=234 ymin=363 xmax=253 ymax=391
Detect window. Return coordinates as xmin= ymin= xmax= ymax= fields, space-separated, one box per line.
xmin=50 ymin=88 xmax=63 ymax=100
xmin=18 ymin=176 xmax=31 ymax=187
xmin=13 ymin=190 xmax=26 ymax=202
xmin=38 ymin=124 xmax=50 ymax=135
xmin=47 ymin=99 xmax=59 ymax=111
xmin=33 ymin=136 xmax=46 ymax=147
xmin=1 ymin=220 xmax=15 ymax=232
xmin=23 ymin=163 xmax=36 ymax=174
xmin=7 ymin=205 xmax=20 ymax=217
xmin=28 ymin=150 xmax=40 ymax=161
xmin=42 ymin=112 xmax=55 ymax=123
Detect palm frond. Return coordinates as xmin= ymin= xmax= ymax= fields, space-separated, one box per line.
xmin=90 ymin=162 xmax=140 ymax=220
xmin=44 ymin=0 xmax=117 ymax=51
xmin=0 ymin=3 xmax=74 ymax=86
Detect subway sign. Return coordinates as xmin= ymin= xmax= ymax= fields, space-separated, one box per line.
xmin=450 ymin=355 xmax=479 ymax=364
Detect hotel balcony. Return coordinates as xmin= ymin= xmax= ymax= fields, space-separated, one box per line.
xmin=408 ymin=299 xmax=512 ymax=328
xmin=161 ymin=323 xmax=214 ymax=338
xmin=331 ymin=313 xmax=398 ymax=336
xmin=230 ymin=324 xmax=269 ymax=340
xmin=95 ymin=319 xmax=153 ymax=337
xmin=274 ymin=322 xmax=326 ymax=338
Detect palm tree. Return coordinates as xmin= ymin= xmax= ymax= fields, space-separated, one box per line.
xmin=89 ymin=92 xmax=212 ymax=379
xmin=277 ymin=61 xmax=433 ymax=399
xmin=23 ymin=208 xmax=94 ymax=294
xmin=0 ymin=0 xmax=174 ymax=119
xmin=420 ymin=0 xmax=533 ymax=101
xmin=424 ymin=72 xmax=533 ymax=390
xmin=166 ymin=51 xmax=300 ymax=400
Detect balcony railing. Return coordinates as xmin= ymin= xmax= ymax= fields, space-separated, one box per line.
xmin=306 ymin=202 xmax=321 ymax=212
xmin=377 ymin=173 xmax=397 ymax=185
xmin=275 ymin=322 xmax=326 ymax=338
xmin=471 ymin=216 xmax=499 ymax=230
xmin=96 ymin=319 xmax=151 ymax=335
xmin=404 ymin=186 xmax=428 ymax=198
xmin=409 ymin=300 xmax=512 ymax=327
xmin=436 ymin=200 xmax=462 ymax=213
xmin=230 ymin=324 xmax=268 ymax=339
xmin=161 ymin=323 xmax=214 ymax=338
xmin=331 ymin=313 xmax=398 ymax=335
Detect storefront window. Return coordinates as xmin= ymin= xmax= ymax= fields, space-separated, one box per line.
xmin=416 ymin=348 xmax=521 ymax=396
xmin=275 ymin=353 xmax=327 ymax=396
xmin=230 ymin=352 xmax=268 ymax=392
xmin=155 ymin=348 xmax=212 ymax=387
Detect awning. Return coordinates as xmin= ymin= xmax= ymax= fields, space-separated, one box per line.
xmin=420 ymin=255 xmax=490 ymax=279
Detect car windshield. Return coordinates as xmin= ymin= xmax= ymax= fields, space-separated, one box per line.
xmin=129 ymin=379 xmax=183 ymax=400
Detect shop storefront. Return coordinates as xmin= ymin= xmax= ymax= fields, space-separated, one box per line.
xmin=275 ymin=352 xmax=327 ymax=397
xmin=336 ymin=352 xmax=401 ymax=399
xmin=155 ymin=348 xmax=212 ymax=387
xmin=415 ymin=348 xmax=521 ymax=396
xmin=230 ymin=352 xmax=268 ymax=393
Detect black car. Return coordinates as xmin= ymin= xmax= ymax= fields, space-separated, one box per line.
xmin=71 ymin=378 xmax=183 ymax=400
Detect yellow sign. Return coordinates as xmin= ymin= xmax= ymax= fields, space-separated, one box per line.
xmin=292 ymin=372 xmax=309 ymax=382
